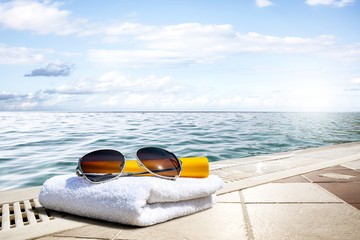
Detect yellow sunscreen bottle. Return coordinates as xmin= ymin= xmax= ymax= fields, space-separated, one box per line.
xmin=122 ymin=157 xmax=209 ymax=178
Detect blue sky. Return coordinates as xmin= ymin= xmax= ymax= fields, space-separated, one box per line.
xmin=0 ymin=0 xmax=359 ymax=111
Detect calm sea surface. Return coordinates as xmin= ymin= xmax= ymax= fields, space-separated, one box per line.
xmin=1 ymin=112 xmax=360 ymax=191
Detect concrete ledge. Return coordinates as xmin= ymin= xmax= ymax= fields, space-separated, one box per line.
xmin=0 ymin=186 xmax=41 ymax=205
xmin=217 ymin=153 xmax=360 ymax=194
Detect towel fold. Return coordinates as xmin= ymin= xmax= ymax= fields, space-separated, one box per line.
xmin=38 ymin=175 xmax=224 ymax=226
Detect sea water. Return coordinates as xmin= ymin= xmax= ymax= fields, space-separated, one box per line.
xmin=1 ymin=112 xmax=359 ymax=191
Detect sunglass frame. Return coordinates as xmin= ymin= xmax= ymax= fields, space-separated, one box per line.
xmin=76 ymin=147 xmax=183 ymax=183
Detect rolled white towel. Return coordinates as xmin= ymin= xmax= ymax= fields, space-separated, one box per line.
xmin=39 ymin=175 xmax=224 ymax=226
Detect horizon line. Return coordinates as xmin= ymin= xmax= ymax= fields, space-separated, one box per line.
xmin=1 ymin=110 xmax=359 ymax=114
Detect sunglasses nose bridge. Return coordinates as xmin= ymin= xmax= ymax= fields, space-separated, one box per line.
xmin=123 ymin=154 xmax=136 ymax=159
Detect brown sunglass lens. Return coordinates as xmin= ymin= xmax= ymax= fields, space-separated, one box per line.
xmin=136 ymin=147 xmax=180 ymax=177
xmin=80 ymin=149 xmax=125 ymax=182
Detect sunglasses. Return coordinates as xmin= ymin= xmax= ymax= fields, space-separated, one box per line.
xmin=76 ymin=147 xmax=183 ymax=183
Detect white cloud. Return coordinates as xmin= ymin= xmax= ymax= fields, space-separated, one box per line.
xmin=255 ymin=0 xmax=274 ymax=7
xmin=43 ymin=94 xmax=71 ymax=107
xmin=0 ymin=85 xmax=339 ymax=111
xmin=305 ymin=0 xmax=355 ymax=7
xmin=0 ymin=0 xmax=85 ymax=35
xmin=25 ymin=60 xmax=74 ymax=77
xmin=218 ymin=96 xmax=243 ymax=107
xmin=108 ymin=92 xmax=277 ymax=110
xmin=121 ymin=94 xmax=152 ymax=106
xmin=0 ymin=90 xmax=78 ymax=110
xmin=1 ymin=2 xmax=358 ymax=67
xmin=87 ymin=22 xmax=359 ymax=66
xmin=103 ymin=95 xmax=121 ymax=106
xmin=138 ymin=23 xmax=233 ymax=51
xmin=89 ymin=23 xmax=237 ymax=66
xmin=0 ymin=43 xmax=50 ymax=64
xmin=118 ymin=94 xmax=211 ymax=109
xmin=0 ymin=91 xmax=44 ymax=110
xmin=318 ymin=42 xmax=360 ymax=62
xmin=306 ymin=0 xmax=335 ymax=5
xmin=46 ymin=71 xmax=174 ymax=95
xmin=87 ymin=49 xmax=188 ymax=66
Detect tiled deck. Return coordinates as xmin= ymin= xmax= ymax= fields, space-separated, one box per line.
xmin=1 ymin=141 xmax=360 ymax=239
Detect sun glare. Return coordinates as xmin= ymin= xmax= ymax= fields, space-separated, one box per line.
xmin=287 ymin=83 xmax=334 ymax=112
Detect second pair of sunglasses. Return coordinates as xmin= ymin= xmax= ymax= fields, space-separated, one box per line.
xmin=76 ymin=147 xmax=182 ymax=183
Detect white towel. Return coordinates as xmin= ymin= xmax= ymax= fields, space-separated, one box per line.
xmin=38 ymin=175 xmax=223 ymax=226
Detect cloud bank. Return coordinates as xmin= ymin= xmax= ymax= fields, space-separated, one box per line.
xmin=1 ymin=1 xmax=359 ymax=67
xmin=88 ymin=23 xmax=360 ymax=66
xmin=0 ymin=91 xmax=46 ymax=110
xmin=45 ymin=71 xmax=176 ymax=95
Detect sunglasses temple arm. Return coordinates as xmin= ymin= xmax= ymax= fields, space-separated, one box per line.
xmin=121 ymin=171 xmax=151 ymax=177
xmin=76 ymin=166 xmax=84 ymax=177
xmin=122 ymin=167 xmax=181 ymax=177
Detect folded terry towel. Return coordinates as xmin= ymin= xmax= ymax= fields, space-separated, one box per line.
xmin=38 ymin=175 xmax=223 ymax=226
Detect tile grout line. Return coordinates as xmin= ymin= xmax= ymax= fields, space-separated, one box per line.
xmin=239 ymin=190 xmax=254 ymax=240
xmin=311 ymin=181 xmax=360 ymax=211
xmin=110 ymin=229 xmax=123 ymax=240
xmin=301 ymin=174 xmax=313 ymax=183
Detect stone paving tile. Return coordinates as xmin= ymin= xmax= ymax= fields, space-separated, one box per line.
xmin=242 ymin=183 xmax=341 ymax=203
xmin=216 ymin=191 xmax=241 ymax=203
xmin=114 ymin=203 xmax=247 ymax=240
xmin=246 ymin=203 xmax=360 ymax=240
xmin=51 ymin=223 xmax=124 ymax=239
xmin=317 ymin=182 xmax=360 ymax=204
xmin=303 ymin=166 xmax=360 ymax=183
xmin=342 ymin=159 xmax=360 ymax=170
